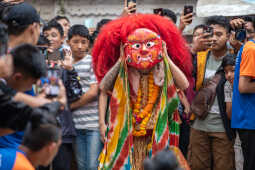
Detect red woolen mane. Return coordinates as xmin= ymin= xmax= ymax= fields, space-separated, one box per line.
xmin=92 ymin=14 xmax=192 ymax=83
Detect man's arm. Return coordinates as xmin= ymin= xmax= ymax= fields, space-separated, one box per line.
xmin=14 ymin=92 xmax=52 ymax=108
xmin=0 ymin=80 xmax=66 ymax=132
xmin=178 ymin=11 xmax=193 ymax=33
xmin=238 ymin=44 xmax=255 ymax=93
xmin=163 ymin=42 xmax=189 ymax=90
xmin=167 ymin=56 xmax=189 ymax=90
xmin=239 ymin=76 xmax=255 ymax=93
xmin=0 ymin=91 xmax=63 ymax=132
xmin=98 ymin=90 xmax=108 ymax=142
xmin=70 ymin=83 xmax=98 ymax=110
xmin=226 ymin=102 xmax=232 ymax=119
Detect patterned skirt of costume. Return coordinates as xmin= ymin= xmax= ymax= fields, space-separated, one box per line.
xmin=98 ymin=56 xmax=189 ymax=170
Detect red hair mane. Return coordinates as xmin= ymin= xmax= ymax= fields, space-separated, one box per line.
xmin=92 ymin=14 xmax=192 ymax=82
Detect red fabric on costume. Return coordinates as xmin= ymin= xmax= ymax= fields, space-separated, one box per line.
xmin=92 ymin=14 xmax=192 ymax=82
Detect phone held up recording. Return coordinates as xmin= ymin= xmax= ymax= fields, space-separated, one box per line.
xmin=45 ymin=68 xmax=60 ymax=98
xmin=203 ymin=26 xmax=214 ymax=39
xmin=235 ymin=25 xmax=246 ymax=42
xmin=184 ymin=5 xmax=193 ymax=24
xmin=126 ymin=0 xmax=136 ymax=13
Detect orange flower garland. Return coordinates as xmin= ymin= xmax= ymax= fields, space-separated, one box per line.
xmin=132 ymin=72 xmax=160 ymax=136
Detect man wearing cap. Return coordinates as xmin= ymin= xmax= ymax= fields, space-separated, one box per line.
xmin=2 ymin=2 xmax=41 ymax=49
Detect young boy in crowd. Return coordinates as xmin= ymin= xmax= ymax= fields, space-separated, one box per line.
xmin=222 ymin=54 xmax=243 ymax=170
xmin=43 ymin=20 xmax=66 ymax=55
xmin=68 ymin=24 xmax=102 ymax=170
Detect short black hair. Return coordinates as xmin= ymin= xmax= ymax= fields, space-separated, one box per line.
xmin=37 ymin=34 xmax=50 ymax=46
xmin=144 ymin=149 xmax=181 ymax=170
xmin=68 ymin=24 xmax=90 ymax=40
xmin=206 ymin=16 xmax=230 ymax=33
xmin=43 ymin=20 xmax=64 ymax=37
xmin=91 ymin=19 xmax=112 ymax=44
xmin=53 ymin=15 xmax=70 ymax=23
xmin=96 ymin=19 xmax=111 ymax=32
xmin=10 ymin=44 xmax=47 ymax=79
xmin=22 ymin=113 xmax=61 ymax=152
xmin=193 ymin=24 xmax=206 ymax=35
xmin=242 ymin=16 xmax=255 ymax=30
xmin=162 ymin=9 xmax=177 ymax=24
xmin=222 ymin=54 xmax=236 ymax=68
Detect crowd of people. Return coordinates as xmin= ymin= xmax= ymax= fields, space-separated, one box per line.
xmin=0 ymin=0 xmax=255 ymax=170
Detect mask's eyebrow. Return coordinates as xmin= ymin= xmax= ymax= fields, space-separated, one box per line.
xmin=127 ymin=37 xmax=158 ymax=43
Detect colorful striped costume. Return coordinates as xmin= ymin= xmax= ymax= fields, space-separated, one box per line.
xmin=98 ymin=56 xmax=180 ymax=170
xmin=92 ymin=14 xmax=193 ymax=170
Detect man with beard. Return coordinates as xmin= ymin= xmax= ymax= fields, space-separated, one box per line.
xmin=188 ymin=16 xmax=235 ymax=170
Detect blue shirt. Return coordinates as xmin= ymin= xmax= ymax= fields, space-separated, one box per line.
xmin=0 ymin=89 xmax=35 ymax=149
xmin=0 ymin=148 xmax=34 ymax=170
xmin=232 ymin=40 xmax=255 ymax=129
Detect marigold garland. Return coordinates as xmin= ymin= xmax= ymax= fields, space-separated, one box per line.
xmin=132 ymin=72 xmax=160 ymax=136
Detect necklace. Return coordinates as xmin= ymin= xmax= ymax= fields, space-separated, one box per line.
xmin=132 ymin=71 xmax=160 ymax=136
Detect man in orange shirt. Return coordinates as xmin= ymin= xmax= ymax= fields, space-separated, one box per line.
xmin=232 ymin=20 xmax=255 ymax=170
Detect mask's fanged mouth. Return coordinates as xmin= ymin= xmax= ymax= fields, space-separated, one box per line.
xmin=137 ymin=54 xmax=153 ymax=64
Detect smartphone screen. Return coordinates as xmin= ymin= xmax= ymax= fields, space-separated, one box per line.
xmin=203 ymin=26 xmax=214 ymax=38
xmin=47 ymin=50 xmax=61 ymax=61
xmin=126 ymin=0 xmax=136 ymax=13
xmin=127 ymin=0 xmax=136 ymax=7
xmin=45 ymin=68 xmax=60 ymax=98
xmin=184 ymin=5 xmax=193 ymax=15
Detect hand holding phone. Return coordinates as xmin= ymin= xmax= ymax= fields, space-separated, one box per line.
xmin=126 ymin=0 xmax=136 ymax=13
xmin=184 ymin=5 xmax=193 ymax=15
xmin=203 ymin=26 xmax=214 ymax=38
xmin=183 ymin=5 xmax=193 ymax=24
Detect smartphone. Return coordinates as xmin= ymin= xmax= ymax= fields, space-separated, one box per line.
xmin=184 ymin=5 xmax=193 ymax=15
xmin=45 ymin=68 xmax=60 ymax=98
xmin=153 ymin=8 xmax=163 ymax=16
xmin=47 ymin=50 xmax=61 ymax=61
xmin=126 ymin=0 xmax=136 ymax=13
xmin=127 ymin=0 xmax=136 ymax=7
xmin=203 ymin=26 xmax=214 ymax=38
xmin=235 ymin=25 xmax=246 ymax=42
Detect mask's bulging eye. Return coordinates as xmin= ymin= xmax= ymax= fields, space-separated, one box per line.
xmin=132 ymin=43 xmax=141 ymax=49
xmin=146 ymin=41 xmax=155 ymax=48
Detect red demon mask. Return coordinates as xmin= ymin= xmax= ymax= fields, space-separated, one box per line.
xmin=124 ymin=28 xmax=163 ymax=70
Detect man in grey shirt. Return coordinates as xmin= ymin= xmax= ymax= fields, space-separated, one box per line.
xmin=188 ymin=16 xmax=235 ymax=170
